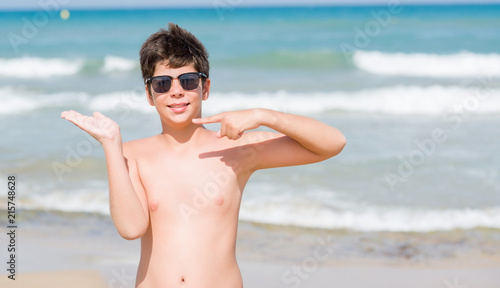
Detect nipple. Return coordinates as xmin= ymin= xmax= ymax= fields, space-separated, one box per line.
xmin=149 ymin=199 xmax=159 ymax=211
xmin=214 ymin=196 xmax=224 ymax=206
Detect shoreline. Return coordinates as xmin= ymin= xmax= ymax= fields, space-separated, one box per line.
xmin=5 ymin=210 xmax=500 ymax=265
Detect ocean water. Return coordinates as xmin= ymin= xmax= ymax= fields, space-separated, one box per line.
xmin=1 ymin=5 xmax=500 ymax=239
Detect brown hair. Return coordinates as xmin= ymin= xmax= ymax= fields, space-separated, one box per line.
xmin=139 ymin=23 xmax=209 ymax=83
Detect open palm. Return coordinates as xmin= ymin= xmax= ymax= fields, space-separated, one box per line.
xmin=61 ymin=110 xmax=120 ymax=144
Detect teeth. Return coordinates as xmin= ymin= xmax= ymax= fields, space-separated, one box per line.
xmin=169 ymin=104 xmax=188 ymax=108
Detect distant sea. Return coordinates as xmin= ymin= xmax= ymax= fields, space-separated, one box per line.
xmin=1 ymin=5 xmax=499 ymax=243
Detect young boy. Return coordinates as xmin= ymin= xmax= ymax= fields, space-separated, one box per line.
xmin=61 ymin=23 xmax=346 ymax=288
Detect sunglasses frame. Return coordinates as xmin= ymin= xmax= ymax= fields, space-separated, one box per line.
xmin=145 ymin=72 xmax=207 ymax=94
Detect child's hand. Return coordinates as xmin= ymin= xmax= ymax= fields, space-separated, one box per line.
xmin=193 ymin=109 xmax=263 ymax=140
xmin=61 ymin=110 xmax=121 ymax=145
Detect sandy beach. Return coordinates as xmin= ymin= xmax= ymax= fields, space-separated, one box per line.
xmin=2 ymin=264 xmax=500 ymax=288
xmin=1 ymin=211 xmax=499 ymax=288
xmin=0 ymin=270 xmax=108 ymax=288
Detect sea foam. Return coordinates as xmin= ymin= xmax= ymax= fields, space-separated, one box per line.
xmin=239 ymin=195 xmax=500 ymax=232
xmin=353 ymin=51 xmax=500 ymax=78
xmin=0 ymin=55 xmax=138 ymax=78
xmin=0 ymin=86 xmax=90 ymax=115
xmin=0 ymin=57 xmax=84 ymax=78
xmin=102 ymin=55 xmax=138 ymax=73
xmin=204 ymin=86 xmax=500 ymax=115
xmin=11 ymin=187 xmax=500 ymax=232
xmin=2 ymin=85 xmax=499 ymax=116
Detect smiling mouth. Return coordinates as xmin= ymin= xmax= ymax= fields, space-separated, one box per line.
xmin=167 ymin=103 xmax=189 ymax=108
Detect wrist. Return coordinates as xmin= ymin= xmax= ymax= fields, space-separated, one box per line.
xmin=101 ymin=134 xmax=123 ymax=151
xmin=256 ymin=108 xmax=280 ymax=128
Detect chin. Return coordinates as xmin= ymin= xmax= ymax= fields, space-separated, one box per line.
xmin=160 ymin=114 xmax=194 ymax=129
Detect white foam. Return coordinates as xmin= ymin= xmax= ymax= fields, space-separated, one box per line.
xmin=0 ymin=86 xmax=90 ymax=115
xmin=3 ymin=85 xmax=500 ymax=116
xmin=205 ymin=86 xmax=500 ymax=115
xmin=12 ymin=187 xmax=500 ymax=232
xmin=0 ymin=57 xmax=84 ymax=78
xmin=88 ymin=90 xmax=152 ymax=113
xmin=239 ymin=196 xmax=500 ymax=232
xmin=102 ymin=55 xmax=137 ymax=73
xmin=353 ymin=51 xmax=500 ymax=78
xmin=20 ymin=189 xmax=110 ymax=215
xmin=0 ymin=86 xmax=39 ymax=114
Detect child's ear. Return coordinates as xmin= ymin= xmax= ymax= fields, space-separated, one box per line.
xmin=146 ymin=84 xmax=155 ymax=106
xmin=202 ymin=78 xmax=210 ymax=101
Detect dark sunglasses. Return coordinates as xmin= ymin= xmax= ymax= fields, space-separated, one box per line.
xmin=145 ymin=72 xmax=207 ymax=94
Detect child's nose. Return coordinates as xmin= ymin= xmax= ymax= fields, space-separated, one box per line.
xmin=169 ymin=78 xmax=184 ymax=97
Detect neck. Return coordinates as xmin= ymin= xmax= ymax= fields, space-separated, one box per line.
xmin=159 ymin=122 xmax=205 ymax=145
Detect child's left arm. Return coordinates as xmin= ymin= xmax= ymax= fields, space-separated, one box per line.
xmin=193 ymin=108 xmax=346 ymax=170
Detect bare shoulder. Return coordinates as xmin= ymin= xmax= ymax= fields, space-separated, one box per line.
xmin=123 ymin=136 xmax=158 ymax=159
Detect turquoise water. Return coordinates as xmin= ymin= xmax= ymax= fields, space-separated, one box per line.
xmin=0 ymin=5 xmax=500 ymax=233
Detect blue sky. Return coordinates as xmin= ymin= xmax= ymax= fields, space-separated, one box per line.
xmin=2 ymin=0 xmax=500 ymax=10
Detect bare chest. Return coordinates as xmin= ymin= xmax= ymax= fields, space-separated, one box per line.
xmin=137 ymin=151 xmax=244 ymax=223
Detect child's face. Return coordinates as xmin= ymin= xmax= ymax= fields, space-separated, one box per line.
xmin=146 ymin=62 xmax=210 ymax=128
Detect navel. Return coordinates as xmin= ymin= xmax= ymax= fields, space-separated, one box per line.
xmin=149 ymin=199 xmax=159 ymax=211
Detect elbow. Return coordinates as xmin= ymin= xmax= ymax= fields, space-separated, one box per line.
xmin=115 ymin=217 xmax=148 ymax=240
xmin=119 ymin=225 xmax=147 ymax=240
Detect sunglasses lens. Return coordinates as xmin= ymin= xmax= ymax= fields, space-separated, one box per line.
xmin=149 ymin=73 xmax=204 ymax=94
xmin=179 ymin=73 xmax=201 ymax=90
xmin=151 ymin=77 xmax=172 ymax=93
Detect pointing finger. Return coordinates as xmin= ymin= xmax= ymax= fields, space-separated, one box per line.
xmin=192 ymin=114 xmax=222 ymax=124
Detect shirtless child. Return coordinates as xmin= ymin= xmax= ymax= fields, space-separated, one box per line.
xmin=61 ymin=23 xmax=346 ymax=288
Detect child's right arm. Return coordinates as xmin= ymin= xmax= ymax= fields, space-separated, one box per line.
xmin=61 ymin=111 xmax=149 ymax=240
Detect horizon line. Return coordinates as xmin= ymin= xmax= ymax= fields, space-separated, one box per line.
xmin=1 ymin=1 xmax=500 ymax=12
